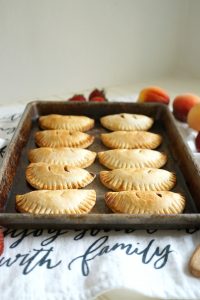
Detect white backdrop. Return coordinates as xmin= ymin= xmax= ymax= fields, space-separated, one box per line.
xmin=0 ymin=0 xmax=200 ymax=104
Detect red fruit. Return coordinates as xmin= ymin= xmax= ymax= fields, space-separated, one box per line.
xmin=89 ymin=89 xmax=105 ymax=101
xmin=68 ymin=94 xmax=87 ymax=102
xmin=89 ymin=96 xmax=106 ymax=102
xmin=195 ymin=132 xmax=200 ymax=152
xmin=173 ymin=94 xmax=200 ymax=122
xmin=0 ymin=229 xmax=4 ymax=256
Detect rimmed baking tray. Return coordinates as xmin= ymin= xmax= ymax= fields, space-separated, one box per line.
xmin=0 ymin=101 xmax=200 ymax=229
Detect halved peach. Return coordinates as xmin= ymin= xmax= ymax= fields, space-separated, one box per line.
xmin=187 ymin=103 xmax=200 ymax=131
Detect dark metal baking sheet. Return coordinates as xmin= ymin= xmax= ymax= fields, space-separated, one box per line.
xmin=0 ymin=101 xmax=200 ymax=229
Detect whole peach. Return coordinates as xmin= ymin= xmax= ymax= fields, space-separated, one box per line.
xmin=173 ymin=94 xmax=200 ymax=122
xmin=138 ymin=86 xmax=170 ymax=105
xmin=187 ymin=103 xmax=200 ymax=131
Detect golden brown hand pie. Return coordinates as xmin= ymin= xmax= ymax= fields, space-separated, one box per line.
xmin=26 ymin=163 xmax=95 ymax=190
xmin=16 ymin=189 xmax=96 ymax=214
xmin=35 ymin=130 xmax=94 ymax=148
xmin=101 ymin=131 xmax=162 ymax=149
xmin=39 ymin=114 xmax=94 ymax=131
xmin=28 ymin=147 xmax=96 ymax=168
xmin=98 ymin=149 xmax=167 ymax=169
xmin=100 ymin=113 xmax=153 ymax=131
xmin=105 ymin=191 xmax=185 ymax=214
xmin=100 ymin=168 xmax=176 ymax=191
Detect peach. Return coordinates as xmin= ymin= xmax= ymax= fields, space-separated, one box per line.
xmin=195 ymin=132 xmax=200 ymax=152
xmin=173 ymin=94 xmax=200 ymax=122
xmin=138 ymin=86 xmax=170 ymax=105
xmin=187 ymin=103 xmax=200 ymax=131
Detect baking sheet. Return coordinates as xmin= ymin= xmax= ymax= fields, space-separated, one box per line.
xmin=0 ymin=101 xmax=200 ymax=229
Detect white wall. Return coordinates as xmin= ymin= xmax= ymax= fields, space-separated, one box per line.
xmin=177 ymin=0 xmax=200 ymax=78
xmin=0 ymin=0 xmax=196 ymax=103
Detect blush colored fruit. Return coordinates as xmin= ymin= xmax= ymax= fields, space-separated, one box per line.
xmin=187 ymin=103 xmax=200 ymax=131
xmin=89 ymin=88 xmax=105 ymax=101
xmin=195 ymin=132 xmax=200 ymax=152
xmin=89 ymin=96 xmax=107 ymax=102
xmin=68 ymin=94 xmax=87 ymax=102
xmin=138 ymin=86 xmax=170 ymax=105
xmin=0 ymin=229 xmax=4 ymax=256
xmin=173 ymin=94 xmax=200 ymax=122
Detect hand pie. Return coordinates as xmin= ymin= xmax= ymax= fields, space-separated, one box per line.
xmin=100 ymin=113 xmax=153 ymax=131
xmin=26 ymin=163 xmax=95 ymax=190
xmin=16 ymin=189 xmax=96 ymax=214
xmin=100 ymin=168 xmax=176 ymax=191
xmin=28 ymin=147 xmax=96 ymax=168
xmin=101 ymin=131 xmax=162 ymax=149
xmin=98 ymin=149 xmax=167 ymax=169
xmin=105 ymin=191 xmax=185 ymax=214
xmin=35 ymin=130 xmax=94 ymax=148
xmin=39 ymin=114 xmax=94 ymax=132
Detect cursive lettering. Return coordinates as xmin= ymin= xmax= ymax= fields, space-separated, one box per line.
xmin=0 ymin=247 xmax=61 ymax=275
xmin=4 ymin=228 xmax=69 ymax=248
xmin=68 ymin=236 xmax=173 ymax=276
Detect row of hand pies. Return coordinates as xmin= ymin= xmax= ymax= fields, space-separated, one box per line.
xmin=35 ymin=129 xmax=162 ymax=150
xmin=39 ymin=113 xmax=154 ymax=132
xmin=16 ymin=113 xmax=186 ymax=215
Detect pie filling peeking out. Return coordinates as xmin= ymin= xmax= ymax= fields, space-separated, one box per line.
xmin=98 ymin=149 xmax=167 ymax=169
xmin=101 ymin=131 xmax=162 ymax=149
xmin=28 ymin=147 xmax=96 ymax=168
xmin=100 ymin=168 xmax=176 ymax=191
xmin=16 ymin=189 xmax=96 ymax=214
xmin=105 ymin=191 xmax=186 ymax=214
xmin=26 ymin=163 xmax=95 ymax=190
xmin=100 ymin=113 xmax=154 ymax=131
xmin=35 ymin=130 xmax=94 ymax=148
xmin=39 ymin=114 xmax=95 ymax=132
